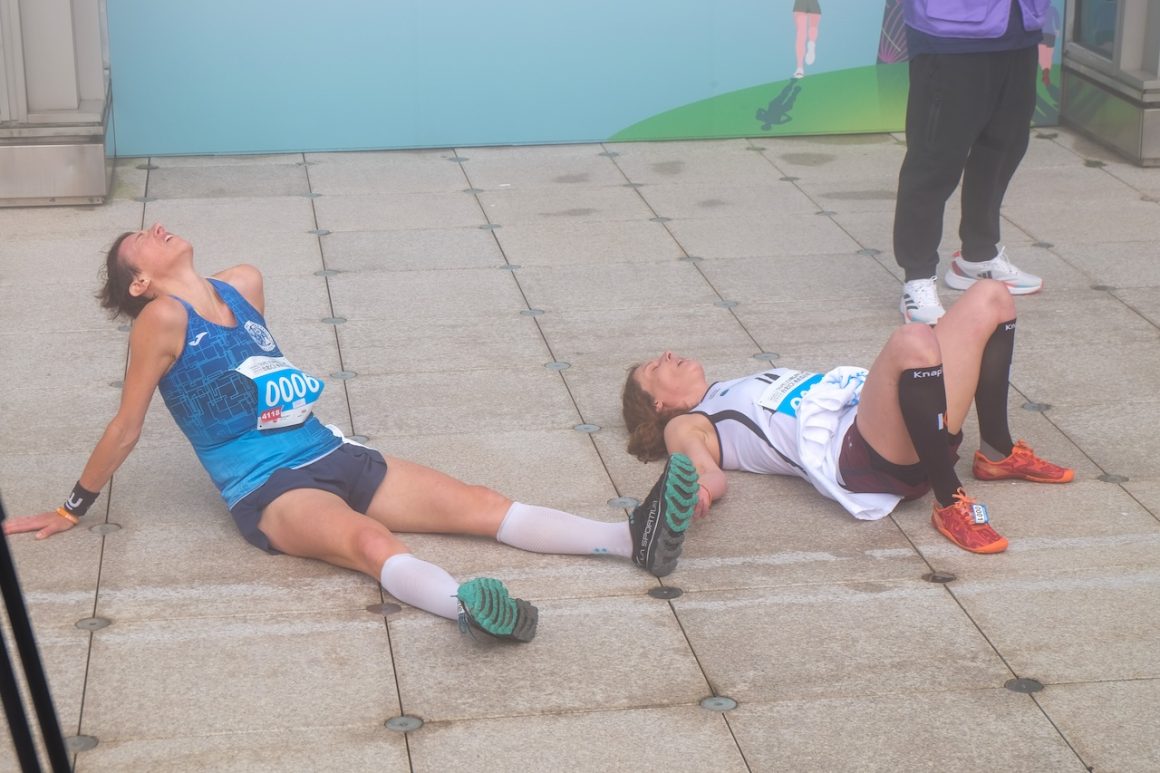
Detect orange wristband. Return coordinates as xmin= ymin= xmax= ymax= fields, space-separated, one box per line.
xmin=55 ymin=507 xmax=79 ymax=525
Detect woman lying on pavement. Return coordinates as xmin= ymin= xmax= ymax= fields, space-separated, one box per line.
xmin=621 ymin=279 xmax=1073 ymax=554
xmin=3 ymin=223 xmax=699 ymax=642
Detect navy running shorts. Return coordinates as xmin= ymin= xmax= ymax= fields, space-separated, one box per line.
xmin=230 ymin=442 xmax=388 ymax=554
xmin=838 ymin=420 xmax=962 ymax=501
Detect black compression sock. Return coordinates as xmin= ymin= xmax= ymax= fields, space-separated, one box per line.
xmin=975 ymin=319 xmax=1016 ymax=457
xmin=898 ymin=364 xmax=962 ymax=507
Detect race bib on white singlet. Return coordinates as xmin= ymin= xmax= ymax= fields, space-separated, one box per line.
xmin=234 ymin=356 xmax=324 ymax=430
xmin=755 ymin=370 xmax=822 ymax=418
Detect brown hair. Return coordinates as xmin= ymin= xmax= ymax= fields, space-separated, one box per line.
xmin=621 ymin=364 xmax=685 ymax=462
xmin=97 ymin=231 xmax=151 ymax=319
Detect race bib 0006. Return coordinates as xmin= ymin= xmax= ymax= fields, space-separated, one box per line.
xmin=234 ymin=356 xmax=324 ymax=430
xmin=755 ymin=370 xmax=822 ymax=418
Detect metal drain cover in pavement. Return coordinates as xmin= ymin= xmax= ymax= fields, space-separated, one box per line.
xmin=608 ymin=497 xmax=639 ymax=509
xmin=385 ymin=715 xmax=424 ymax=732
xmin=66 ymin=735 xmax=99 ymax=752
xmin=700 ymin=696 xmax=738 ymax=712
xmin=75 ymin=617 xmax=110 ymax=631
xmin=573 ymin=423 xmax=600 ymax=433
xmin=1005 ymin=678 xmax=1044 ymax=693
xmin=923 ymin=572 xmax=956 ymax=584
xmin=89 ymin=523 xmax=122 ymax=535
xmin=366 ymin=603 xmax=402 ymax=616
xmin=648 ymin=586 xmax=682 ymax=600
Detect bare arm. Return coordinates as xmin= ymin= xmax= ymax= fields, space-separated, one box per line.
xmin=3 ymin=299 xmax=185 ymax=539
xmin=664 ymin=413 xmax=727 ymax=518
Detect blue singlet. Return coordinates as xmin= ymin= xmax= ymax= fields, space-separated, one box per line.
xmin=157 ymin=279 xmax=341 ymax=508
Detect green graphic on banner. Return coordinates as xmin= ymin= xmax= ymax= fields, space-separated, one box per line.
xmin=613 ymin=61 xmax=1060 ymax=143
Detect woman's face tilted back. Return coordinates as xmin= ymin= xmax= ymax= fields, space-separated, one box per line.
xmin=117 ymin=223 xmax=193 ymax=275
xmin=99 ymin=223 xmax=195 ymax=319
xmin=633 ymin=351 xmax=708 ymax=412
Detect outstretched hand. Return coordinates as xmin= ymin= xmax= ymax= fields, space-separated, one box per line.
xmin=693 ymin=484 xmax=713 ymax=521
xmin=2 ymin=511 xmax=76 ymax=540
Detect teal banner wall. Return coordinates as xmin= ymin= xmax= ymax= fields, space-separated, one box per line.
xmin=107 ymin=0 xmax=1065 ymax=156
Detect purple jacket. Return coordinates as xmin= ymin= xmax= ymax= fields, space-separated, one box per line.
xmin=905 ymin=0 xmax=1051 ymax=39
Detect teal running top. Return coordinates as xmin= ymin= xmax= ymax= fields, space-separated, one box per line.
xmin=156 ymin=279 xmax=341 ymax=507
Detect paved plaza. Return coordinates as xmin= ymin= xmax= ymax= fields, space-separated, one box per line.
xmin=2 ymin=127 xmax=1159 ymax=771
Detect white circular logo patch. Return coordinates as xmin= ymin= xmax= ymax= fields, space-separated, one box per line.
xmin=244 ymin=320 xmax=277 ymax=352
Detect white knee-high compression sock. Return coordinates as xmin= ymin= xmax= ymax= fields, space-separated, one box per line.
xmin=496 ymin=502 xmax=632 ymax=558
xmin=378 ymin=553 xmax=460 ymax=620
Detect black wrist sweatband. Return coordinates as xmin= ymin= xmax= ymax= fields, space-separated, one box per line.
xmin=62 ymin=482 xmax=99 ymax=517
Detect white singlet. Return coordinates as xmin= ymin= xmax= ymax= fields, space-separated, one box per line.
xmin=691 ymin=366 xmax=903 ymax=520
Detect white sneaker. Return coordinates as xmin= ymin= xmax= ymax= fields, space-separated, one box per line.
xmin=944 ymin=247 xmax=1043 ymax=295
xmin=900 ymin=276 xmax=946 ymax=323
xmin=793 ymin=67 xmax=805 ymax=79
xmin=805 ymin=41 xmax=816 ymax=65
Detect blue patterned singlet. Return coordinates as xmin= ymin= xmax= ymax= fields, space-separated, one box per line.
xmin=157 ymin=279 xmax=341 ymax=507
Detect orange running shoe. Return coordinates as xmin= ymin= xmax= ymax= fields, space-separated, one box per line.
xmin=931 ymin=489 xmax=1008 ymax=554
xmin=973 ymin=440 xmax=1074 ymax=484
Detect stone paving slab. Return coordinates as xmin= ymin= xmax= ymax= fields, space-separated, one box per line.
xmin=1034 ymin=679 xmax=1160 ymax=773
xmin=727 ymin=690 xmax=1086 ymax=773
xmin=320 ymin=227 xmax=504 ymax=272
xmin=476 ymin=186 xmax=657 ymax=226
xmin=314 ymin=191 xmax=486 ymax=233
xmin=672 ymin=582 xmax=1014 ymax=703
xmin=407 ymin=706 xmax=748 ymax=773
xmin=145 ymin=163 xmax=310 ymax=200
xmin=305 ymin=149 xmax=468 ymax=195
xmin=952 ymin=569 xmax=1160 ymax=683
xmin=491 ymin=218 xmax=685 ymax=266
xmin=388 ymin=594 xmax=708 ymax=721
xmin=458 ymin=144 xmax=628 ymax=191
xmin=74 ymin=726 xmax=411 ymax=773
xmin=82 ymin=611 xmax=397 ymax=739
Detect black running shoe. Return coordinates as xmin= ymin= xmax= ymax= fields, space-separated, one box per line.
xmin=456 ymin=577 xmax=538 ymax=642
xmin=628 ymin=453 xmax=699 ymax=577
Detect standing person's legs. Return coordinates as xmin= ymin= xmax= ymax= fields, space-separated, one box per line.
xmin=959 ymin=46 xmax=1038 ymax=261
xmin=794 ymin=12 xmax=809 ymax=75
xmin=806 ymin=12 xmax=820 ymax=64
xmin=893 ymin=54 xmax=988 ymax=282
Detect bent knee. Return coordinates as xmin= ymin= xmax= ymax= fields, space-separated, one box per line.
xmin=968 ymin=278 xmax=1016 ymax=321
xmin=889 ymin=323 xmax=942 ymax=368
